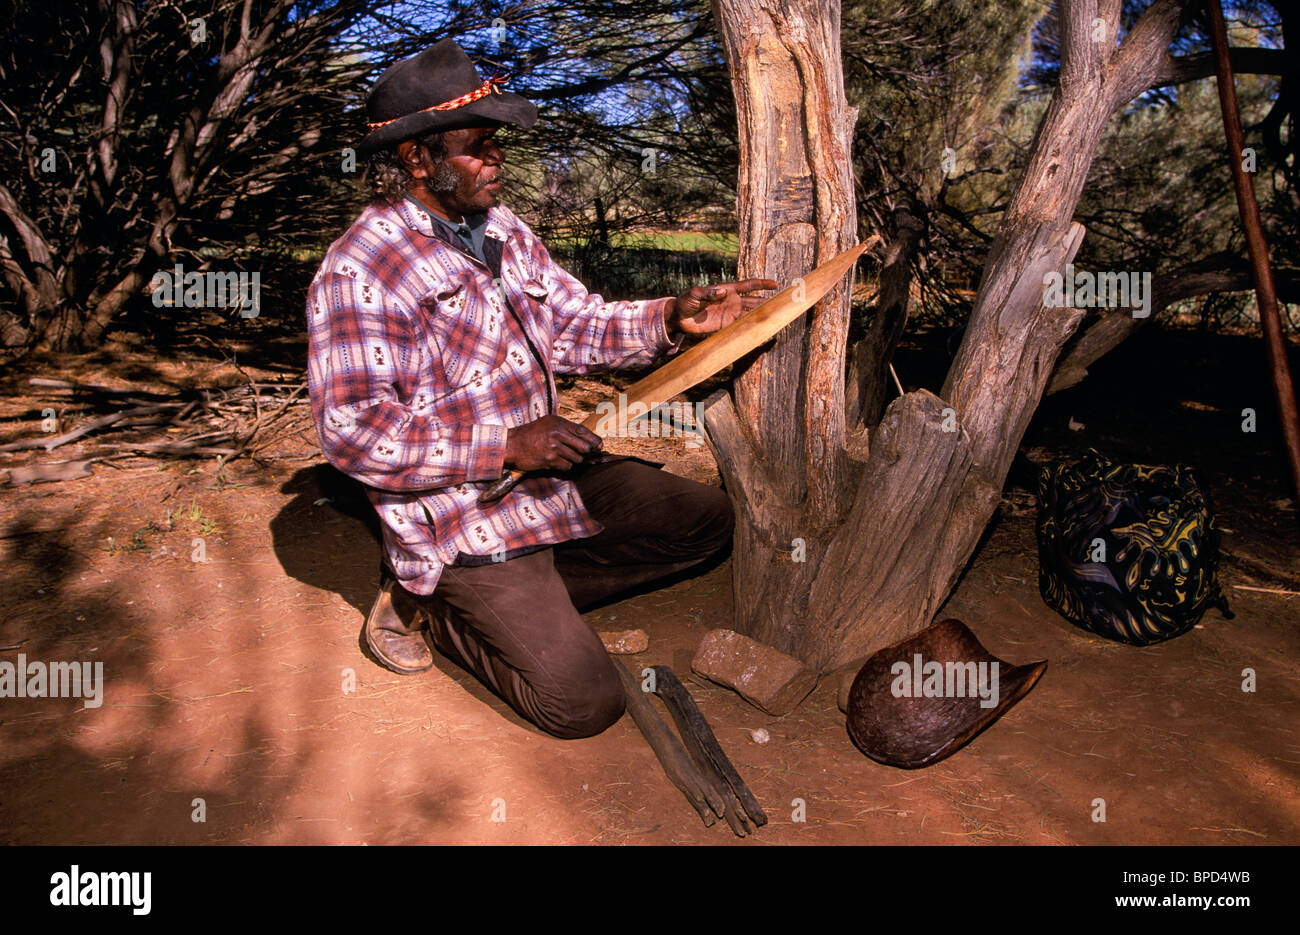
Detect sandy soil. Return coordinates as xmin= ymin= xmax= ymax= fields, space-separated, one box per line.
xmin=0 ymin=325 xmax=1296 ymax=844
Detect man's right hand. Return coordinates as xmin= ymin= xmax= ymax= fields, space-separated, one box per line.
xmin=504 ymin=415 xmax=602 ymax=472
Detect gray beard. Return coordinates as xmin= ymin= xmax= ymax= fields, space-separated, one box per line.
xmin=427 ymin=160 xmax=459 ymax=194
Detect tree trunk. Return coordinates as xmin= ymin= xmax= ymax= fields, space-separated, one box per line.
xmin=708 ymin=0 xmax=1191 ymax=672
xmin=708 ymin=0 xmax=859 ymax=662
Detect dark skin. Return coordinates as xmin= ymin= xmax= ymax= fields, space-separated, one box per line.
xmin=401 ymin=125 xmax=779 ymax=473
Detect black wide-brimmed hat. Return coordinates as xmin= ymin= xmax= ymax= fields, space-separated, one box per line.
xmin=846 ymin=618 xmax=1047 ymax=769
xmin=354 ymin=38 xmax=537 ymax=156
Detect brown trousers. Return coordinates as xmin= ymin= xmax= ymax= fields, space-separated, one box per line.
xmin=419 ymin=458 xmax=734 ymax=739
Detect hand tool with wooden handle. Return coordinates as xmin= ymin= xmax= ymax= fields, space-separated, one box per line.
xmin=479 ymin=237 xmax=878 ymax=503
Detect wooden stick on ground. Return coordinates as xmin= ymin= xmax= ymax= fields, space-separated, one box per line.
xmin=611 ymin=660 xmax=723 ymax=827
xmin=650 ymin=665 xmax=768 ymax=832
xmin=1 ymin=378 xmax=310 ymax=484
xmin=1231 ymin=585 xmax=1299 ymax=596
xmin=0 ymin=403 xmax=177 ymax=452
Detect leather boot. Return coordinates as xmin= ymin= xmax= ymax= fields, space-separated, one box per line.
xmin=363 ymin=571 xmax=434 ymax=674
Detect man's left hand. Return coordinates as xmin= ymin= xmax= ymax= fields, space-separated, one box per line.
xmin=666 ymin=279 xmax=781 ymax=335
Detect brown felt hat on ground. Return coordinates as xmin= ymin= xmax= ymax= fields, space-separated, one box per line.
xmin=354 ymin=38 xmax=537 ymax=156
xmin=846 ymin=618 xmax=1047 ymax=769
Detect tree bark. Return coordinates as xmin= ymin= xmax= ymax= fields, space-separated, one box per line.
xmin=709 ymin=0 xmax=1197 ymax=672
xmin=708 ymin=0 xmax=860 ymax=660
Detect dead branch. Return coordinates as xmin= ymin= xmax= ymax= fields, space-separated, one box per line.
xmin=612 ymin=659 xmax=724 ymax=827
xmin=649 ymin=665 xmax=767 ymax=834
xmin=0 ymin=377 xmax=308 ymax=484
xmin=0 ymin=403 xmax=176 ymax=452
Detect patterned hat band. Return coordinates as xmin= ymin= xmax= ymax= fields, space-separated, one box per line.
xmin=366 ymin=75 xmax=510 ymax=130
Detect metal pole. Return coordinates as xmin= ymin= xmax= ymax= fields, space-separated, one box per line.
xmin=1207 ymin=0 xmax=1300 ymax=499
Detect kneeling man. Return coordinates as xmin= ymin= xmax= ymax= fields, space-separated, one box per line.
xmin=306 ymin=40 xmax=775 ymax=738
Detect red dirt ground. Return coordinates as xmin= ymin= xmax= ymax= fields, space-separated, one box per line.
xmin=0 ymin=327 xmax=1297 ymax=844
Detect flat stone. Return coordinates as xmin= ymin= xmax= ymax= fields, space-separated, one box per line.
xmin=691 ymin=629 xmax=818 ymax=716
xmin=600 ymin=628 xmax=649 ymax=654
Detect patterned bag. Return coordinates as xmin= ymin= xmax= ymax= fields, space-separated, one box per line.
xmin=1035 ymin=449 xmax=1233 ymax=645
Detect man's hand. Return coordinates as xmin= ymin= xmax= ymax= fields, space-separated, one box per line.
xmin=666 ymin=278 xmax=781 ymax=335
xmin=504 ymin=415 xmax=602 ymax=472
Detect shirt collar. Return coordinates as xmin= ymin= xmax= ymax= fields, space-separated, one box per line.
xmin=429 ymin=206 xmax=489 ymax=242
xmin=393 ymin=195 xmax=508 ymax=244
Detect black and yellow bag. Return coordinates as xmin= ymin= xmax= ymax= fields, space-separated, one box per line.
xmin=1035 ymin=449 xmax=1233 ymax=645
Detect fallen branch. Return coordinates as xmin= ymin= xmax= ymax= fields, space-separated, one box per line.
xmin=0 ymin=403 xmax=176 ymax=452
xmin=0 ymin=378 xmax=309 ymax=482
xmin=649 ymin=665 xmax=767 ymax=834
xmin=611 ymin=660 xmax=723 ymax=827
xmin=90 ymin=441 xmax=238 ymax=456
xmin=3 ymin=459 xmax=97 ymax=486
xmin=236 ymin=382 xmax=308 ymax=456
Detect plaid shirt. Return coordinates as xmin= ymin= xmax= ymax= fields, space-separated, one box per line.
xmin=305 ymin=196 xmax=677 ymax=595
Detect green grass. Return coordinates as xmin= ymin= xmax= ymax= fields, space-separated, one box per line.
xmin=617 ymin=230 xmax=738 ymax=255
xmin=550 ymin=229 xmax=738 ymax=257
xmin=293 ymin=229 xmax=737 ymax=269
xmin=286 ymin=227 xmax=741 ymax=306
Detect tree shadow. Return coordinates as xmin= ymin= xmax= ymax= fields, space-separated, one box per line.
xmin=0 ymin=501 xmax=359 ymax=843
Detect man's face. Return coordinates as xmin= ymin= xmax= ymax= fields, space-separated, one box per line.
xmin=403 ymin=125 xmax=504 ymax=221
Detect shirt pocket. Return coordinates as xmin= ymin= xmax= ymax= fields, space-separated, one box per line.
xmin=510 ymin=277 xmax=555 ymax=352
xmin=420 ymin=275 xmax=508 ymax=392
xmin=518 ymin=278 xmax=551 ymax=319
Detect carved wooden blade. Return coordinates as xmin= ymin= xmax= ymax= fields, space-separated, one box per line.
xmin=479 ymin=237 xmax=876 ymax=503
xmin=586 ymin=238 xmax=873 ymax=431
